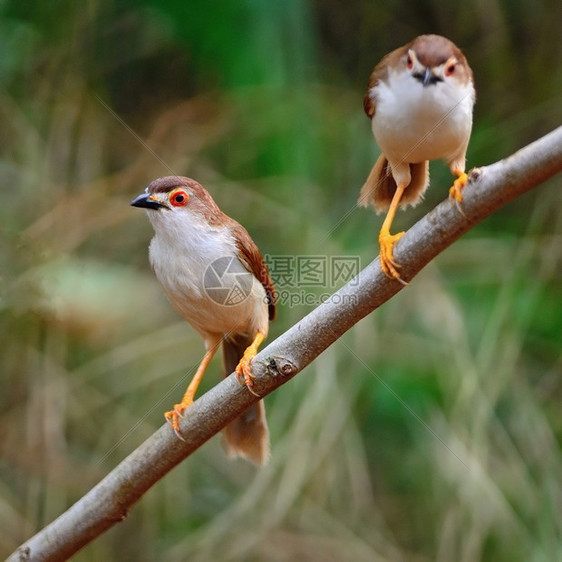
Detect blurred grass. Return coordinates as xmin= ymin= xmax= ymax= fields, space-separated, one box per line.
xmin=1 ymin=0 xmax=561 ymax=560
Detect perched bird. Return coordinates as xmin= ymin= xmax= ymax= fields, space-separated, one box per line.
xmin=131 ymin=176 xmax=276 ymax=465
xmin=359 ymin=34 xmax=475 ymax=281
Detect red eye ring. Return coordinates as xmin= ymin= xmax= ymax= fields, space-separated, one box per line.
xmin=406 ymin=52 xmax=414 ymax=69
xmin=445 ymin=62 xmax=456 ymax=76
xmin=169 ymin=189 xmax=189 ymax=207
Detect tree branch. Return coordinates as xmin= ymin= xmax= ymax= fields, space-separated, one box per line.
xmin=9 ymin=126 xmax=562 ymax=562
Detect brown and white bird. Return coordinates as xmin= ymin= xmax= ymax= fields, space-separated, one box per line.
xmin=359 ymin=34 xmax=475 ymax=281
xmin=131 ymin=176 xmax=276 ymax=465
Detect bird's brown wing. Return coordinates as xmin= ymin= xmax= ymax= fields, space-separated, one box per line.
xmin=363 ymin=70 xmax=378 ymax=118
xmin=363 ymin=45 xmax=401 ymax=118
xmin=230 ymin=221 xmax=277 ymax=322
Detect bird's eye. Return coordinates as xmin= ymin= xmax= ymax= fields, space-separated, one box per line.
xmin=170 ymin=189 xmax=189 ymax=207
xmin=406 ymin=53 xmax=413 ymax=69
xmin=445 ymin=62 xmax=456 ymax=76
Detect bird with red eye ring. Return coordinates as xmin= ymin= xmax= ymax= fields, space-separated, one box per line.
xmin=130 ymin=176 xmax=276 ymax=465
xmin=169 ymin=188 xmax=189 ymax=207
xmin=360 ymin=34 xmax=475 ymax=282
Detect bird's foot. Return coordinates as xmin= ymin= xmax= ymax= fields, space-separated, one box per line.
xmin=449 ymin=172 xmax=468 ymax=216
xmin=164 ymin=400 xmax=193 ymax=441
xmin=379 ymin=230 xmax=408 ymax=285
xmin=235 ymin=343 xmax=262 ymax=397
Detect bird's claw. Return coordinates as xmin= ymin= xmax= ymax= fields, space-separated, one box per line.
xmin=379 ymin=231 xmax=408 ymax=285
xmin=165 ymin=402 xmax=191 ymax=441
xmin=235 ymin=355 xmax=261 ymax=397
xmin=449 ymin=172 xmax=468 ymax=217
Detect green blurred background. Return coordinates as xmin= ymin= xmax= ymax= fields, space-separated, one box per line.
xmin=1 ymin=1 xmax=561 ymax=560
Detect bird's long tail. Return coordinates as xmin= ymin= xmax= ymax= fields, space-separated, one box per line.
xmin=358 ymin=154 xmax=429 ymax=212
xmin=221 ymin=336 xmax=270 ymax=465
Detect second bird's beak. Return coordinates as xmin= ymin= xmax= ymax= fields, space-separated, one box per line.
xmin=422 ymin=67 xmax=432 ymax=87
xmin=131 ymin=193 xmax=169 ymax=211
xmin=414 ymin=66 xmax=443 ymax=87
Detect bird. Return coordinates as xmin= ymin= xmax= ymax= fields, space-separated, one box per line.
xmin=131 ymin=176 xmax=276 ymax=465
xmin=358 ymin=34 xmax=475 ymax=281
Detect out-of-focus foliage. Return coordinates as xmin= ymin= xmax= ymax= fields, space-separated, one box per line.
xmin=1 ymin=1 xmax=560 ymax=560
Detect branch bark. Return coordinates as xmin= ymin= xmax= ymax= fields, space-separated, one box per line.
xmin=9 ymin=126 xmax=562 ymax=562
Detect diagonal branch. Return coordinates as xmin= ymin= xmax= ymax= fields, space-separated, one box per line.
xmin=9 ymin=126 xmax=562 ymax=562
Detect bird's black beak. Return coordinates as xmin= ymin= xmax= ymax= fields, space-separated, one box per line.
xmin=130 ymin=193 xmax=169 ymax=211
xmin=422 ymin=67 xmax=432 ymax=87
xmin=413 ymin=67 xmax=442 ymax=87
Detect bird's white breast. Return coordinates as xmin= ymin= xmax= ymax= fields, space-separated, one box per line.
xmin=371 ymin=69 xmax=474 ymax=165
xmin=146 ymin=210 xmax=268 ymax=340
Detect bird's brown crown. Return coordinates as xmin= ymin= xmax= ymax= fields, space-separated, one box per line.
xmin=406 ymin=34 xmax=465 ymax=69
xmin=364 ymin=34 xmax=473 ymax=118
xmin=146 ymin=176 xmax=225 ymax=226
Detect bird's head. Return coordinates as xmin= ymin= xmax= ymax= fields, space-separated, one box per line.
xmin=131 ymin=176 xmax=225 ymax=231
xmin=402 ymin=34 xmax=472 ymax=89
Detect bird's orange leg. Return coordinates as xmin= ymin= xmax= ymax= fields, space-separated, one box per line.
xmin=378 ymin=183 xmax=408 ymax=284
xmin=165 ymin=346 xmax=218 ymax=439
xmin=449 ymin=169 xmax=468 ymax=204
xmin=235 ymin=332 xmax=265 ymax=396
